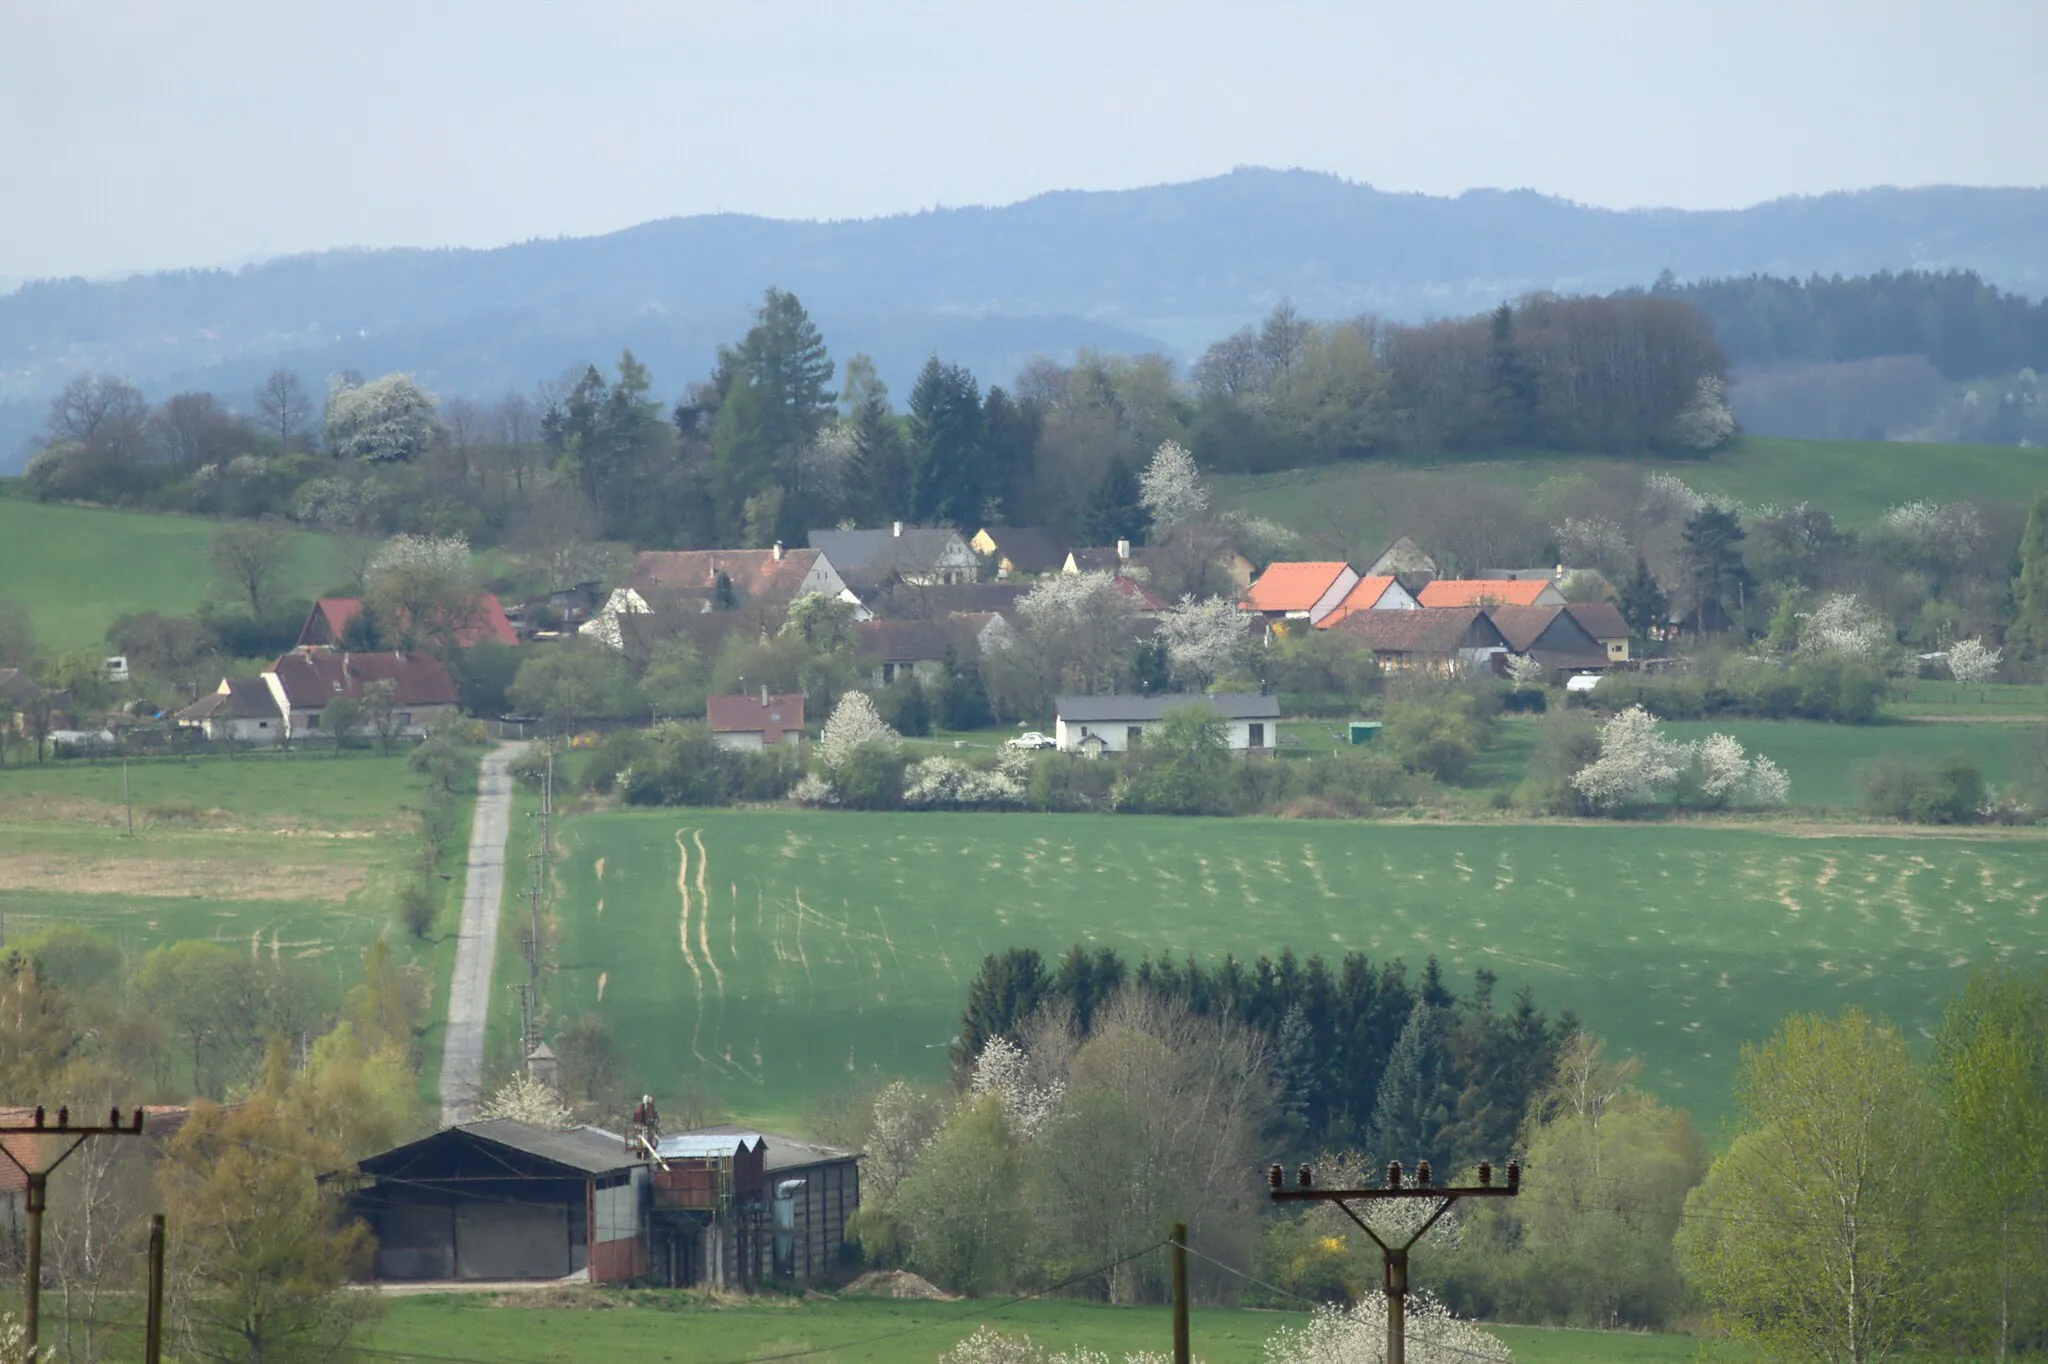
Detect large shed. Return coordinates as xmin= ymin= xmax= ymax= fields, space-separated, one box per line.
xmin=350 ymin=1120 xmax=647 ymax=1283
xmin=660 ymin=1125 xmax=861 ymax=1287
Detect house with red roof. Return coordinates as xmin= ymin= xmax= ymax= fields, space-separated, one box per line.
xmin=707 ymin=689 xmax=806 ymax=750
xmin=581 ymin=545 xmax=864 ymax=649
xmin=263 ymin=650 xmax=460 ymax=742
xmin=1239 ymin=562 xmax=1360 ymax=627
xmin=296 ymin=595 xmax=519 ymax=650
xmin=1415 ymin=578 xmax=1566 ymax=609
xmin=1314 ymin=575 xmax=1420 ymax=629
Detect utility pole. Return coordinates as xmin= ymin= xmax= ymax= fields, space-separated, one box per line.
xmin=144 ymin=1212 xmax=166 ymax=1364
xmin=1268 ymin=1158 xmax=1520 ymax=1364
xmin=1170 ymin=1221 xmax=1190 ymax=1364
xmin=122 ymin=760 xmax=133 ymax=838
xmin=0 ymin=1106 xmax=147 ymax=1362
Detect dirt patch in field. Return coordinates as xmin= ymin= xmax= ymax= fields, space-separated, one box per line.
xmin=0 ymin=854 xmax=365 ymax=902
xmin=844 ymin=1270 xmax=958 ymax=1300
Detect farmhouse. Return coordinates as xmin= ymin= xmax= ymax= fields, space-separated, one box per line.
xmin=1064 ymin=540 xmax=1136 ymax=575
xmin=296 ymin=595 xmax=519 ymax=650
xmin=1315 ymin=574 xmax=1420 ymax=629
xmin=263 ymin=649 xmax=459 ymax=741
xmin=707 ymin=690 xmax=806 ymax=750
xmin=349 ymin=1120 xmax=647 ymax=1283
xmin=583 ymin=546 xmax=861 ymax=648
xmin=1240 ymin=561 xmax=1360 ymax=627
xmin=1055 ymin=693 xmax=1281 ymax=754
xmin=1484 ymin=605 xmax=1612 ymax=676
xmin=810 ymin=524 xmax=979 ymax=587
xmin=970 ymin=526 xmax=1066 ymax=577
xmin=1416 ymin=578 xmax=1566 ymax=608
xmin=172 ymin=676 xmax=284 ymax=743
xmin=1327 ymin=606 xmax=1508 ymax=676
xmin=1564 ymin=600 xmax=1633 ymax=662
xmin=854 ymin=619 xmax=953 ymax=686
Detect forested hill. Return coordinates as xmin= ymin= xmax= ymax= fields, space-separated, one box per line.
xmin=3 ymin=168 xmax=2046 ymax=470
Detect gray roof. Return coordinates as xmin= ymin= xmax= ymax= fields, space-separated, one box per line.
xmin=656 ymin=1132 xmax=765 ymax=1160
xmin=809 ymin=527 xmax=972 ymax=577
xmin=676 ymin=1123 xmax=858 ymax=1173
xmin=1057 ymin=692 xmax=1279 ymax=723
xmin=451 ymin=1119 xmax=635 ymax=1174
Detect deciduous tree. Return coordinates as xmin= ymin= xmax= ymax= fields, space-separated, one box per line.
xmin=208 ymin=521 xmax=290 ymax=618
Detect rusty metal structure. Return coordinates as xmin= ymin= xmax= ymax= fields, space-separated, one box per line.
xmin=0 ymin=1106 xmax=147 ymax=1361
xmin=1267 ymin=1157 xmax=1520 ymax=1364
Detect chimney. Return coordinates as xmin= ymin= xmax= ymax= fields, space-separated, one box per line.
xmin=773 ymin=541 xmax=784 ymax=561
xmin=1554 ymin=564 xmax=1564 ymax=580
xmin=892 ymin=520 xmax=903 ymax=538
xmin=760 ymin=683 xmax=769 ymax=706
xmin=1116 ymin=538 xmax=1131 ymax=561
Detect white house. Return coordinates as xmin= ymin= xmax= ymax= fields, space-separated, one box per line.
xmin=263 ymin=650 xmax=460 ymax=741
xmin=581 ymin=546 xmax=866 ymax=649
xmin=173 ymin=676 xmax=285 ymax=744
xmin=1053 ymin=693 xmax=1281 ymax=754
xmin=809 ymin=525 xmax=980 ymax=587
xmin=1314 ymin=575 xmax=1421 ymax=629
xmin=707 ymin=690 xmax=805 ymax=750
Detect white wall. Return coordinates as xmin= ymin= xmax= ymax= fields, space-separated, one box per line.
xmin=1056 ymin=715 xmax=1275 ymax=753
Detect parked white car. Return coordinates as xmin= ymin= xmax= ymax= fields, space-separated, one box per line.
xmin=1006 ymin=731 xmax=1056 ymax=750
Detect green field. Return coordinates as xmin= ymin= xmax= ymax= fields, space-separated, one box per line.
xmin=367 ymin=1292 xmax=1729 ymax=1364
xmin=0 ymin=493 xmax=345 ymax=651
xmin=1888 ymin=679 xmax=2048 ymax=719
xmin=550 ymin=808 xmax=2048 ymax=1133
xmin=0 ymin=750 xmax=467 ymax=1092
xmin=1658 ymin=719 xmax=2026 ymax=810
xmin=1216 ymin=435 xmax=2048 ymax=550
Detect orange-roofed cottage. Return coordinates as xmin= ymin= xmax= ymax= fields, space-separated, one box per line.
xmin=1240 ymin=562 xmax=1360 ymax=628
xmin=296 ymin=596 xmax=519 ymax=650
xmin=1314 ymin=575 xmax=1419 ymax=628
xmin=1416 ymin=578 xmax=1567 ymax=609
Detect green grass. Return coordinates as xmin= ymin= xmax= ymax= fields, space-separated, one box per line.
xmin=1886 ymin=680 xmax=2048 ymax=719
xmin=0 ymin=495 xmax=345 ymax=652
xmin=1657 ymin=719 xmax=2023 ymax=810
xmin=1215 ymin=435 xmax=2048 ymax=549
xmin=366 ymin=1292 xmax=1731 ymax=1364
xmin=551 ymin=808 xmax=2048 ymax=1134
xmin=0 ymin=749 xmax=469 ymax=1086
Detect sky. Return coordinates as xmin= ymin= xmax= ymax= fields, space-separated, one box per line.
xmin=3 ymin=0 xmax=2045 ymax=282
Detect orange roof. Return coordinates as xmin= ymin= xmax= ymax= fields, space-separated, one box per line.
xmin=1240 ymin=562 xmax=1350 ymax=612
xmin=1315 ymin=575 xmax=1398 ymax=628
xmin=1417 ymin=579 xmax=1556 ymax=608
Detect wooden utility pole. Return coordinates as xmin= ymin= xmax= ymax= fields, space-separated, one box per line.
xmin=144 ymin=1212 xmax=166 ymax=1364
xmin=1170 ymin=1221 xmax=1190 ymax=1364
xmin=1268 ymin=1158 xmax=1520 ymax=1364
xmin=122 ymin=760 xmax=133 ymax=838
xmin=0 ymin=1107 xmax=146 ymax=1361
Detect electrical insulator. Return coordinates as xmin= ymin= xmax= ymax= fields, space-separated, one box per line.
xmin=1386 ymin=1161 xmax=1402 ymax=1189
xmin=1268 ymin=1164 xmax=1283 ymax=1189
xmin=56 ymin=1106 xmax=68 ymax=1128
xmin=1506 ymin=1160 xmax=1521 ymax=1191
xmin=1477 ymin=1161 xmax=1492 ymax=1187
xmin=1416 ymin=1161 xmax=1432 ymax=1187
xmin=1297 ymin=1164 xmax=1313 ymax=1189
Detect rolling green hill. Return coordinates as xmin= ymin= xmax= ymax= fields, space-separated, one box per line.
xmin=1216 ymin=435 xmax=2048 ymax=550
xmin=549 ymin=808 xmax=2048 ymax=1134
xmin=0 ymin=491 xmax=345 ymax=652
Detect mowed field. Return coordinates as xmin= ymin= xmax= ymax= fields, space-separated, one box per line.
xmin=367 ymin=1293 xmax=1732 ymax=1364
xmin=553 ymin=808 xmax=2048 ymax=1132
xmin=0 ymin=492 xmax=345 ymax=651
xmin=0 ymin=752 xmax=466 ymax=1086
xmin=1215 ymin=435 xmax=2048 ymax=548
xmin=1658 ymin=719 xmax=2026 ymax=810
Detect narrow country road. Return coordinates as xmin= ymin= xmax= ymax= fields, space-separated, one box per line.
xmin=439 ymin=740 xmax=529 ymax=1126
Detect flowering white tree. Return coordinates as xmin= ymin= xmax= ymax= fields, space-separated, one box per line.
xmin=903 ymin=756 xmax=1026 ymax=808
xmin=479 ymin=1073 xmax=575 ymax=1129
xmin=325 ymin=372 xmax=440 ymax=463
xmin=1503 ymin=653 xmax=1545 ymax=688
xmin=1638 ymin=471 xmax=1706 ymax=527
xmin=1797 ymin=593 xmax=1890 ymax=659
xmin=1017 ymin=572 xmax=1140 ymax=694
xmin=1158 ymin=595 xmax=1252 ymax=688
xmin=1947 ymin=637 xmax=2002 ymax=685
xmin=1138 ymin=440 xmax=1210 ymax=530
xmin=937 ymin=1327 xmax=1184 ymax=1364
xmin=1258 ymin=1291 xmax=1511 ymax=1364
xmin=1572 ymin=706 xmax=1689 ymax=810
xmin=1670 ymin=374 xmax=1737 ymax=451
xmin=1881 ymin=500 xmax=1985 ymax=566
xmin=1552 ymin=515 xmax=1632 ymax=573
xmin=969 ymin=1036 xmax=1065 ymax=1138
xmin=1743 ymin=754 xmax=1792 ymax=807
xmin=370 ymin=532 xmax=472 ymax=581
xmin=819 ymin=691 xmax=899 ymax=769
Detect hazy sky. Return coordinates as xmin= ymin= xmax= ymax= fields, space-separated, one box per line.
xmin=3 ymin=0 xmax=2044 ymax=281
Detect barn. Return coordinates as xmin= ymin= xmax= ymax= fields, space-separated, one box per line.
xmin=349 ymin=1120 xmax=647 ymax=1283
xmin=646 ymin=1126 xmax=861 ymax=1288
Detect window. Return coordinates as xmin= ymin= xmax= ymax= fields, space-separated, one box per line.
xmin=1248 ymin=722 xmax=1265 ymax=748
xmin=258 ymin=721 xmax=269 ymax=729
xmin=882 ymin=662 xmax=897 ymax=683
xmin=398 ymin=712 xmax=413 ymax=727
xmin=1079 ymin=725 xmax=1090 ymax=738
xmin=1127 ymin=726 xmax=1143 ymax=745
xmin=305 ymin=713 xmax=320 ymax=729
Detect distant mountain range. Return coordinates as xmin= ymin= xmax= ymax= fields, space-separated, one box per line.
xmin=4 ymin=167 xmax=2046 ymax=471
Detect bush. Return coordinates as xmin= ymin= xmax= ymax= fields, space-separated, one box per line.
xmin=835 ymin=742 xmax=909 ymax=810
xmin=1595 ymin=654 xmax=1887 ymax=723
xmin=1382 ymin=693 xmax=1486 ymax=783
xmin=1517 ymin=711 xmax=1603 ymax=816
xmin=1025 ymin=753 xmax=1117 ymax=812
xmin=1858 ymin=753 xmax=1985 ymax=824
xmin=399 ymin=880 xmax=437 ymax=939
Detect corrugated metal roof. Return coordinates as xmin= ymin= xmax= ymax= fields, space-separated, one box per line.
xmin=1057 ymin=692 xmax=1279 ymax=723
xmin=655 ymin=1133 xmax=765 ymax=1160
xmin=674 ymin=1124 xmax=859 ymax=1173
xmin=446 ymin=1119 xmax=635 ymax=1174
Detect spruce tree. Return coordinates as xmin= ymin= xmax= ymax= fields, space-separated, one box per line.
xmin=2009 ymin=492 xmax=2048 ymax=658
xmin=909 ymin=357 xmax=985 ymax=524
xmin=1081 ymin=454 xmax=1147 ymax=545
xmin=1369 ymin=1001 xmax=1455 ymax=1166
xmin=1619 ymin=555 xmax=1669 ymax=639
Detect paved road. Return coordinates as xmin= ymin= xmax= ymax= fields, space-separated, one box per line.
xmin=438 ymin=741 xmax=529 ymax=1126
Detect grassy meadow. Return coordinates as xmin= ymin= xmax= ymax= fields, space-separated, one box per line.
xmin=1215 ymin=434 xmax=2048 ymax=548
xmin=367 ymin=1291 xmax=1733 ymax=1364
xmin=548 ymin=807 xmax=2048 ymax=1133
xmin=0 ymin=492 xmax=345 ymax=652
xmin=0 ymin=750 xmax=468 ymax=1091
